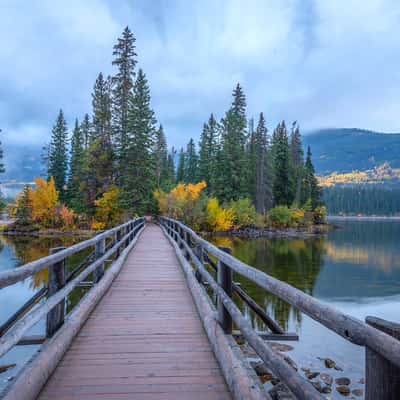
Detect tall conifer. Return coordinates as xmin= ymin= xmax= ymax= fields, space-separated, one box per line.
xmin=48 ymin=109 xmax=68 ymax=199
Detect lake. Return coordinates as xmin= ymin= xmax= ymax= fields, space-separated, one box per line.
xmin=1 ymin=221 xmax=399 ymax=397
xmin=210 ymin=219 xmax=400 ymax=397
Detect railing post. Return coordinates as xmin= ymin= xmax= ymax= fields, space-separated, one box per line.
xmin=46 ymin=247 xmax=66 ymax=338
xmin=365 ymin=316 xmax=400 ymax=400
xmin=194 ymin=243 xmax=203 ymax=282
xmin=217 ymin=246 xmax=233 ymax=334
xmin=115 ymin=228 xmax=122 ymax=259
xmin=93 ymin=238 xmax=105 ymax=283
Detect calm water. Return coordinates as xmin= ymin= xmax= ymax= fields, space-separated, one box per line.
xmin=0 ymin=234 xmax=90 ymax=390
xmin=211 ymin=219 xmax=400 ymax=397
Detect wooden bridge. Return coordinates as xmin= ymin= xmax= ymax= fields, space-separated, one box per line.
xmin=0 ymin=217 xmax=400 ymax=400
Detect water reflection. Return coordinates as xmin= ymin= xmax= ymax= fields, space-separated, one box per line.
xmin=211 ymin=220 xmax=400 ymax=332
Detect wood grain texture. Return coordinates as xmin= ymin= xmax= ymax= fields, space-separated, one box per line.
xmin=38 ymin=224 xmax=231 ymax=400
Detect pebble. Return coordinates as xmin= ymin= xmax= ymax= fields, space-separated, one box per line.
xmin=352 ymin=388 xmax=363 ymax=397
xmin=321 ymin=386 xmax=332 ymax=394
xmin=306 ymin=372 xmax=320 ymax=380
xmin=335 ymin=377 xmax=351 ymax=386
xmin=320 ymin=373 xmax=333 ymax=386
xmin=336 ymin=385 xmax=351 ymax=395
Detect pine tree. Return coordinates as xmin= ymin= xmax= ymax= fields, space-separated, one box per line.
xmin=254 ymin=113 xmax=272 ymax=213
xmin=271 ymin=121 xmax=292 ymax=205
xmin=112 ymin=27 xmax=137 ymax=173
xmin=121 ymin=68 xmax=156 ymax=213
xmin=80 ymin=113 xmax=91 ymax=149
xmin=214 ymin=84 xmax=248 ymax=201
xmin=198 ymin=114 xmax=217 ymax=191
xmin=176 ymin=147 xmax=185 ymax=183
xmin=166 ymin=148 xmax=176 ymax=187
xmin=154 ymin=125 xmax=168 ymax=188
xmin=290 ymin=122 xmax=304 ymax=204
xmin=48 ymin=109 xmax=68 ymax=199
xmin=66 ymin=119 xmax=85 ymax=212
xmin=184 ymin=138 xmax=198 ymax=183
xmin=92 ymin=73 xmax=112 ymax=141
xmin=302 ymin=146 xmax=322 ymax=209
xmin=82 ymin=75 xmax=114 ymax=213
xmin=16 ymin=185 xmax=33 ymax=226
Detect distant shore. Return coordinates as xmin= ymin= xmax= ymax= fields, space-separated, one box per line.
xmin=328 ymin=215 xmax=400 ymax=221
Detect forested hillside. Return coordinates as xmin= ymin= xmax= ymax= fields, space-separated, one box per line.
xmin=303 ymin=128 xmax=400 ymax=173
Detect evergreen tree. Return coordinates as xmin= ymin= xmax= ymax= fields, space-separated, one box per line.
xmin=92 ymin=73 xmax=112 ymax=141
xmin=82 ymin=75 xmax=114 ymax=213
xmin=198 ymin=114 xmax=217 ymax=191
xmin=66 ymin=119 xmax=85 ymax=211
xmin=176 ymin=147 xmax=185 ymax=183
xmin=81 ymin=113 xmax=91 ymax=149
xmin=214 ymin=84 xmax=248 ymax=201
xmin=112 ymin=27 xmax=137 ymax=172
xmin=48 ymin=109 xmax=68 ymax=199
xmin=184 ymin=138 xmax=198 ymax=183
xmin=254 ymin=113 xmax=272 ymax=213
xmin=272 ymin=121 xmax=293 ymax=205
xmin=302 ymin=146 xmax=322 ymax=209
xmin=154 ymin=125 xmax=168 ymax=188
xmin=290 ymin=122 xmax=304 ymax=204
xmin=16 ymin=185 xmax=33 ymax=226
xmin=166 ymin=147 xmax=176 ymax=187
xmin=121 ymin=68 xmax=156 ymax=213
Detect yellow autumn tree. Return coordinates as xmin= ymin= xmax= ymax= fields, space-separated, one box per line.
xmin=93 ymin=186 xmax=123 ymax=229
xmin=206 ymin=198 xmax=234 ymax=232
xmin=154 ymin=181 xmax=207 ymax=228
xmin=30 ymin=177 xmax=59 ymax=227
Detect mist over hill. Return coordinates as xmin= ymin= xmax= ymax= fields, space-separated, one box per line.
xmin=303 ymin=128 xmax=400 ymax=174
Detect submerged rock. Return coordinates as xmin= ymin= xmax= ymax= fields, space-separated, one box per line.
xmin=320 ymin=373 xmax=333 ymax=386
xmin=335 ymin=377 xmax=351 ymax=386
xmin=0 ymin=364 xmax=16 ymax=374
xmin=336 ymin=385 xmax=351 ymax=395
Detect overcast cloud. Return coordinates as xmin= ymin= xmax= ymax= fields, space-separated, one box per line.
xmin=1 ymin=0 xmax=400 ymax=149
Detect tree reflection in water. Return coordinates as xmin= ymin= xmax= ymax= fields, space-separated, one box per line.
xmin=209 ymin=235 xmax=326 ymax=332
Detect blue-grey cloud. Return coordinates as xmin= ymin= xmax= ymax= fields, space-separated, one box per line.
xmin=1 ymin=0 xmax=400 ymax=152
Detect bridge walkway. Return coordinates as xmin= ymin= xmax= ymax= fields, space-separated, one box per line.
xmin=38 ymin=224 xmax=231 ymax=400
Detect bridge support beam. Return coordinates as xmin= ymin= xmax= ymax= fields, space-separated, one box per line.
xmin=366 ymin=316 xmax=400 ymax=400
xmin=93 ymin=238 xmax=106 ymax=283
xmin=46 ymin=247 xmax=66 ymax=338
xmin=218 ymin=246 xmax=233 ymax=334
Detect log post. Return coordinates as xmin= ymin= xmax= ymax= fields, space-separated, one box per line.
xmin=194 ymin=244 xmax=203 ymax=282
xmin=218 ymin=246 xmax=233 ymax=334
xmin=93 ymin=238 xmax=105 ymax=283
xmin=115 ymin=228 xmax=122 ymax=259
xmin=46 ymin=247 xmax=66 ymax=338
xmin=365 ymin=316 xmax=400 ymax=400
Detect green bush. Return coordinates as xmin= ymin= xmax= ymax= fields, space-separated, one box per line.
xmin=227 ymin=198 xmax=257 ymax=228
xmin=268 ymin=206 xmax=292 ymax=228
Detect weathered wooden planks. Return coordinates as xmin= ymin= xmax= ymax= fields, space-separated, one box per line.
xmin=38 ymin=224 xmax=232 ymax=400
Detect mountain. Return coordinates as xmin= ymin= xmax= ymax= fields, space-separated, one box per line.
xmin=303 ymin=128 xmax=400 ymax=174
xmin=2 ymin=142 xmax=43 ymax=182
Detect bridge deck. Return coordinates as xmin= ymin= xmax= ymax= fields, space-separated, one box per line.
xmin=38 ymin=224 xmax=231 ymax=400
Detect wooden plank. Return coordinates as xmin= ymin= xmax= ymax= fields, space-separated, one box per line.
xmin=37 ymin=224 xmax=232 ymax=400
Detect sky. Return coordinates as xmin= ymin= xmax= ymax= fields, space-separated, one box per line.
xmin=1 ymin=0 xmax=400 ymax=150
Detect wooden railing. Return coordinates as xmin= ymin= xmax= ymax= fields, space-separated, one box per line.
xmin=160 ymin=217 xmax=400 ymax=400
xmin=0 ymin=217 xmax=145 ymax=361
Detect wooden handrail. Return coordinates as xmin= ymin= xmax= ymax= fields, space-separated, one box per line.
xmin=160 ymin=217 xmax=400 ymax=371
xmin=0 ymin=218 xmax=145 ymax=359
xmin=0 ymin=219 xmax=142 ymax=289
xmin=160 ymin=219 xmax=324 ymax=400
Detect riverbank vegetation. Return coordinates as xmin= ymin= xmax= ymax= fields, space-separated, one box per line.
xmin=6 ymin=26 xmax=323 ymax=234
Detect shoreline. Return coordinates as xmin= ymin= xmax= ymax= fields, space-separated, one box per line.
xmin=328 ymin=215 xmax=400 ymax=221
